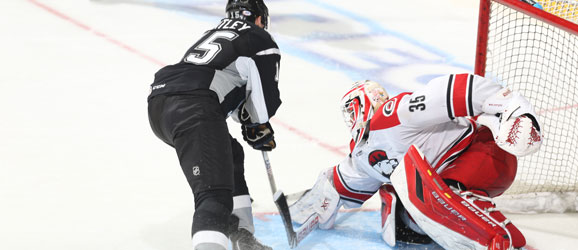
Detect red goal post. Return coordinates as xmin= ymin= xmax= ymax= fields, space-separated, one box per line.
xmin=475 ymin=0 xmax=578 ymax=213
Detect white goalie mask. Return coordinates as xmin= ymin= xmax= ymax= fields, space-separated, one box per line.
xmin=340 ymin=80 xmax=389 ymax=141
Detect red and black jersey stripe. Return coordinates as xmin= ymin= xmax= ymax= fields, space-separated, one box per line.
xmin=435 ymin=120 xmax=477 ymax=172
xmin=446 ymin=74 xmax=475 ymax=119
xmin=333 ymin=165 xmax=375 ymax=205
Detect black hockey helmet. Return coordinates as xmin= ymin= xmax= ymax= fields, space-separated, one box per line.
xmin=226 ymin=0 xmax=269 ymax=29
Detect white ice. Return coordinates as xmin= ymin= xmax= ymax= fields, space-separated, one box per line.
xmin=0 ymin=0 xmax=576 ymax=249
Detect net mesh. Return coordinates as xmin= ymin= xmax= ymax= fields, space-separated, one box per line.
xmin=485 ymin=0 xmax=578 ymax=196
xmin=537 ymin=0 xmax=578 ymax=23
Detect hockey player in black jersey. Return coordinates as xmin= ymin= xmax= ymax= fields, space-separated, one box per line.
xmin=147 ymin=1 xmax=279 ymax=249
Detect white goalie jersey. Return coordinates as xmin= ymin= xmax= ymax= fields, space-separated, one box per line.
xmin=351 ymin=73 xmax=541 ymax=184
xmin=289 ymin=73 xmax=541 ymax=250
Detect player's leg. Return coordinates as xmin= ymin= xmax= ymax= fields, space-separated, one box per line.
xmin=391 ymin=145 xmax=519 ymax=250
xmin=378 ymin=184 xmax=396 ymax=246
xmin=333 ymin=157 xmax=429 ymax=244
xmin=228 ymin=136 xmax=272 ymax=250
xmin=439 ymin=126 xmax=525 ymax=248
xmin=147 ymin=94 xmax=173 ymax=147
xmin=151 ymin=90 xmax=235 ymax=250
xmin=378 ymin=184 xmax=431 ymax=247
xmin=230 ymin=136 xmax=253 ymax=233
xmin=289 ymin=157 xmax=381 ymax=230
xmin=440 ymin=126 xmax=517 ymax=197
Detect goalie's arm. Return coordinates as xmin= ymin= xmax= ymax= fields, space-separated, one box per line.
xmin=396 ymin=74 xmax=542 ymax=155
xmin=396 ymin=74 xmax=503 ymax=127
xmin=399 ymin=73 xmax=540 ymax=126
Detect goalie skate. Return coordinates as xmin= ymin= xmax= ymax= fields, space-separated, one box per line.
xmin=390 ymin=145 xmax=525 ymax=250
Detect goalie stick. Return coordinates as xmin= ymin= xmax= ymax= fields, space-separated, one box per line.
xmin=261 ymin=151 xmax=319 ymax=248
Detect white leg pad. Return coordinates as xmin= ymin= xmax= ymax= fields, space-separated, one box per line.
xmin=289 ymin=168 xmax=340 ymax=226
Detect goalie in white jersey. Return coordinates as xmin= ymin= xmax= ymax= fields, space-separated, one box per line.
xmin=289 ymin=73 xmax=542 ymax=249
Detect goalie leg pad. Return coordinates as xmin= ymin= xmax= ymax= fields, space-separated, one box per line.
xmin=379 ymin=184 xmax=397 ymax=247
xmin=391 ymin=145 xmax=524 ymax=250
xmin=288 ymin=168 xmax=341 ymax=226
xmin=380 ymin=184 xmax=433 ymax=246
xmin=460 ymin=190 xmax=526 ymax=248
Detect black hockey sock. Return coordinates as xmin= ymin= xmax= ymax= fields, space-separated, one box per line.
xmin=192 ymin=189 xmax=233 ymax=236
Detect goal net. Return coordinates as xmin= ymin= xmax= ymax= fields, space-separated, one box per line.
xmin=475 ymin=0 xmax=578 ymax=213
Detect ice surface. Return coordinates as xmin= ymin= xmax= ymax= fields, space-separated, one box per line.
xmin=1 ymin=0 xmax=576 ymax=249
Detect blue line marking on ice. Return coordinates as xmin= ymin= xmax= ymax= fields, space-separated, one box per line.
xmin=306 ymin=0 xmax=459 ymax=63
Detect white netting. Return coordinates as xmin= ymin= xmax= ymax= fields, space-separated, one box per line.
xmin=483 ymin=0 xmax=578 ymax=212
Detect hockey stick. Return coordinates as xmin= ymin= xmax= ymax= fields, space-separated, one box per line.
xmin=261 ymin=151 xmax=319 ymax=248
xmin=261 ymin=151 xmax=278 ymax=194
xmin=261 ymin=151 xmax=295 ymax=246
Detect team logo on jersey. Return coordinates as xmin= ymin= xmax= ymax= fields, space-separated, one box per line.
xmin=368 ymin=150 xmax=399 ymax=178
xmin=382 ymin=98 xmax=397 ymax=117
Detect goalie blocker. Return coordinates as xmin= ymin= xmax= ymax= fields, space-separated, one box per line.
xmin=390 ymin=145 xmax=525 ymax=250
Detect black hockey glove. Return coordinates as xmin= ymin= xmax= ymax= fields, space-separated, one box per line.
xmin=241 ymin=122 xmax=276 ymax=151
xmin=238 ymin=102 xmax=252 ymax=125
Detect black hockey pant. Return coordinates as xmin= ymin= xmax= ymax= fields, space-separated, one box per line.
xmin=148 ymin=89 xmax=249 ymax=236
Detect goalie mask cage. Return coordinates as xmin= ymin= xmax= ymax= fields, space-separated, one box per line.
xmin=475 ymin=0 xmax=578 ymax=212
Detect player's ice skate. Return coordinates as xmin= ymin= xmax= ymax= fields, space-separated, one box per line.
xmin=11 ymin=1 xmax=578 ymax=250
xmin=229 ymin=229 xmax=272 ymax=250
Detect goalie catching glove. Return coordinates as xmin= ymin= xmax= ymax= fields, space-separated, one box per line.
xmin=238 ymin=102 xmax=276 ymax=151
xmin=477 ymin=88 xmax=542 ymax=157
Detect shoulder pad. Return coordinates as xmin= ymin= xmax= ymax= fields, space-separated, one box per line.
xmin=370 ymin=92 xmax=411 ymax=130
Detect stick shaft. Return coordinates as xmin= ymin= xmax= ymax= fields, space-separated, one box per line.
xmin=262 ymin=151 xmax=277 ymax=195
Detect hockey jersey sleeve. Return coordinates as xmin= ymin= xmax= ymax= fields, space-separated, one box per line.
xmin=396 ymin=73 xmax=503 ymax=127
xmin=234 ymin=28 xmax=281 ymax=124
